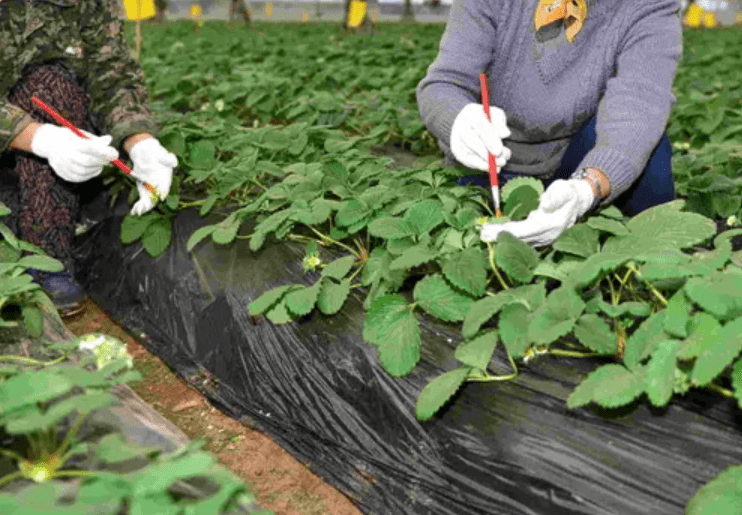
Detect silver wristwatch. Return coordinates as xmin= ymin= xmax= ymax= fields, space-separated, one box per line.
xmin=570 ymin=168 xmax=603 ymax=212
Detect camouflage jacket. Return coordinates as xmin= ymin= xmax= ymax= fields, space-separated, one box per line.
xmin=0 ymin=0 xmax=159 ymax=153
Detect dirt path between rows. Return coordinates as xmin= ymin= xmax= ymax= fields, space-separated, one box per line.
xmin=65 ymin=299 xmax=362 ymax=515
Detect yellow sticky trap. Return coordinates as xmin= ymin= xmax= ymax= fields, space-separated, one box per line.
xmin=347 ymin=0 xmax=368 ymax=28
xmin=190 ymin=3 xmax=202 ymax=19
xmin=684 ymin=3 xmax=703 ymax=27
xmin=266 ymin=2 xmax=273 ymax=17
xmin=302 ymin=11 xmax=309 ymax=22
xmin=123 ymin=0 xmax=156 ymax=20
xmin=703 ymin=11 xmax=717 ymax=28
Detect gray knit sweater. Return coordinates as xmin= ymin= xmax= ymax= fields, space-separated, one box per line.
xmin=416 ymin=0 xmax=683 ymax=204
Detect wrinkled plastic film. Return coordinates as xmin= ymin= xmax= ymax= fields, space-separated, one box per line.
xmin=74 ymin=201 xmax=742 ymax=515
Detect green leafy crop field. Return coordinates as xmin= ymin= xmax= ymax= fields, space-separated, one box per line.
xmin=119 ymin=21 xmax=742 ymax=512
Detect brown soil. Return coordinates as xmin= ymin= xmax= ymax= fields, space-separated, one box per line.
xmin=64 ymin=298 xmax=362 ymax=515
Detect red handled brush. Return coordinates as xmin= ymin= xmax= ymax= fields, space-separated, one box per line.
xmin=31 ymin=96 xmax=158 ymax=199
xmin=479 ymin=73 xmax=501 ymax=218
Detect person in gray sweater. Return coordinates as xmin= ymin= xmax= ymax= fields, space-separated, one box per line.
xmin=416 ymin=0 xmax=683 ymax=246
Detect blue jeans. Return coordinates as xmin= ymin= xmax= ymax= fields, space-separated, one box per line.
xmin=456 ymin=115 xmax=675 ymax=216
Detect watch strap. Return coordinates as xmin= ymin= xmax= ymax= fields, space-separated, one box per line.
xmin=570 ymin=168 xmax=603 ymax=212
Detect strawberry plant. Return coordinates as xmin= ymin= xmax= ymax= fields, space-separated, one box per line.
xmin=0 ymin=334 xmax=267 ymax=514
xmin=0 ymin=202 xmax=66 ymax=338
xmin=116 ymin=21 xmax=742 ymax=511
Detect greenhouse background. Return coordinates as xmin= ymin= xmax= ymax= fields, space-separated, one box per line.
xmin=154 ymin=0 xmax=452 ymax=22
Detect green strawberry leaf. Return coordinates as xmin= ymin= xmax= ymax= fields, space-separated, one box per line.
xmin=691 ymin=316 xmax=742 ymax=386
xmin=376 ymin=308 xmax=421 ymax=377
xmin=624 ymin=312 xmax=669 ymax=369
xmin=249 ymin=284 xmax=297 ymax=316
xmin=317 ymin=278 xmax=351 ymax=315
xmin=141 ymin=218 xmax=172 ymax=258
xmin=441 ymin=247 xmax=488 ymax=297
xmin=389 ymin=245 xmax=440 ymax=271
xmin=645 ymin=340 xmax=680 ymax=407
xmin=121 ymin=212 xmax=158 ymax=244
xmin=553 ymin=224 xmax=600 ymax=258
xmin=663 ymin=289 xmax=691 ymax=338
xmin=285 ymin=283 xmax=321 ymax=317
xmin=499 ymin=304 xmax=532 ymax=358
xmin=494 ymin=231 xmax=540 ymax=284
xmin=573 ymin=314 xmax=618 ymax=355
xmin=567 ymin=364 xmax=645 ymax=409
xmin=685 ymin=271 xmax=742 ymax=321
xmin=528 ymin=287 xmax=586 ymax=346
xmin=413 ymin=274 xmax=474 ymax=322
xmin=686 ymin=465 xmax=742 ymax=515
xmin=321 ymin=255 xmax=355 ymax=280
xmin=403 ymin=199 xmax=445 ymax=236
xmin=454 ymin=330 xmax=498 ymax=370
xmin=416 ymin=367 xmax=470 ymax=422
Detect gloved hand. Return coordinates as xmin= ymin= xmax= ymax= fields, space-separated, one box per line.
xmin=30 ymin=124 xmax=118 ymax=183
xmin=128 ymin=138 xmax=178 ymax=216
xmin=450 ymin=102 xmax=512 ymax=172
xmin=480 ymin=179 xmax=596 ymax=247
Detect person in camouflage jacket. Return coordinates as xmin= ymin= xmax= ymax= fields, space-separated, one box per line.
xmin=0 ymin=0 xmax=178 ymax=316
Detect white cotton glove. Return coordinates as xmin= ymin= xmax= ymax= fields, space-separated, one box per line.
xmin=480 ymin=179 xmax=596 ymax=247
xmin=128 ymin=138 xmax=178 ymax=216
xmin=450 ymin=102 xmax=512 ymax=171
xmin=30 ymin=124 xmax=118 ymax=183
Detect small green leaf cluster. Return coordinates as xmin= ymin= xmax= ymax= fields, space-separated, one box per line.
xmin=136 ymin=22 xmax=443 ymax=153
xmin=0 ymin=335 xmax=267 ymax=515
xmin=0 ymin=202 xmax=64 ymax=337
xmin=669 ymin=28 xmax=742 ymax=221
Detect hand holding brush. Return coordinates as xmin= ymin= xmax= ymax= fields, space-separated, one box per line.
xmin=448 ymin=76 xmax=512 ymax=217
xmin=30 ymin=96 xmax=161 ymax=204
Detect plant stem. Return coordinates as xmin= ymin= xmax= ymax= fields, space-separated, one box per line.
xmin=305 ymin=225 xmax=360 ymax=259
xmin=348 ymin=264 xmax=364 ymax=283
xmin=626 ymin=263 xmax=668 ymax=307
xmin=0 ymin=471 xmax=22 ymax=488
xmin=706 ymin=382 xmax=734 ymax=398
xmin=548 ymin=349 xmax=604 ymax=358
xmin=0 ymin=353 xmax=69 ymax=367
xmin=287 ymin=234 xmax=317 ymax=244
xmin=606 ymin=274 xmax=618 ymax=305
xmin=467 ymin=350 xmax=519 ymax=383
xmin=486 ymin=242 xmax=509 ymax=290
xmin=0 ymin=448 xmax=25 ymax=463
xmin=252 ymin=178 xmax=267 ymax=191
xmin=56 ymin=414 xmax=87 ymax=460
xmin=614 ymin=268 xmax=634 ymax=301
xmin=26 ymin=434 xmax=42 ymax=460
xmin=178 ymin=200 xmax=207 ymax=208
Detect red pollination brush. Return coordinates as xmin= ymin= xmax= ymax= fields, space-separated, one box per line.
xmin=31 ymin=96 xmax=159 ymax=200
xmin=479 ymin=73 xmax=501 ymax=218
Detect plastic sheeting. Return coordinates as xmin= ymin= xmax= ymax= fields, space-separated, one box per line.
xmin=74 ymin=198 xmax=742 ymax=515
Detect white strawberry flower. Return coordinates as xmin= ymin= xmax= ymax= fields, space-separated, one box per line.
xmin=78 ymin=333 xmax=133 ymax=370
xmin=302 ymin=255 xmax=322 ymax=272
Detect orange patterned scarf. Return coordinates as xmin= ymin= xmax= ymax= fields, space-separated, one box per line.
xmin=534 ymin=0 xmax=588 ymax=43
